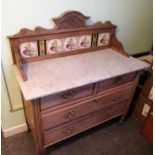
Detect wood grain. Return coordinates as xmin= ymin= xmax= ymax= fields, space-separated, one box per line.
xmin=10 ymin=11 xmax=142 ymax=155
xmin=41 ymin=85 xmax=133 ymax=131
xmin=43 ymin=100 xmax=127 ymax=147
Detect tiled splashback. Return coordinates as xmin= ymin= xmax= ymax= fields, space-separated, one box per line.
xmin=19 ymin=33 xmax=110 ymax=58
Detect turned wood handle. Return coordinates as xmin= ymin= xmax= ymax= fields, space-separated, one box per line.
xmin=63 ymin=90 xmax=75 ymax=99
xmin=64 ymin=111 xmax=76 ymax=119
xmin=63 ymin=127 xmax=74 ymax=134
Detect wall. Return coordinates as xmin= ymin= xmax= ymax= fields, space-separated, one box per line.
xmin=1 ymin=0 xmax=153 ymax=136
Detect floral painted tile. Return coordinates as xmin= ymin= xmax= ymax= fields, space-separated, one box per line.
xmin=46 ymin=39 xmax=62 ymax=54
xmin=79 ymin=35 xmax=92 ymax=49
xmin=20 ymin=42 xmax=38 ymax=58
xmin=97 ymin=33 xmax=110 ymax=47
xmin=64 ymin=37 xmax=77 ymax=51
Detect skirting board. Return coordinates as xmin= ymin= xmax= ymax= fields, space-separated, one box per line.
xmin=2 ymin=123 xmax=28 ymax=138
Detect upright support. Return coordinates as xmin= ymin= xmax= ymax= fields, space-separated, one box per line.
xmin=32 ymin=99 xmax=45 ymax=154
xmin=119 ymin=72 xmax=141 ymax=123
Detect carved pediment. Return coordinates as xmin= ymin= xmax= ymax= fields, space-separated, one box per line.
xmin=52 ymin=11 xmax=90 ymax=29
xmin=8 ymin=11 xmax=116 ymax=38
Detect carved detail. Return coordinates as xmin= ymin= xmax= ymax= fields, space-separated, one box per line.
xmin=14 ymin=28 xmax=36 ymax=36
xmin=12 ymin=27 xmax=52 ymax=37
xmin=111 ymin=34 xmax=124 ymax=50
xmin=102 ymin=21 xmax=113 ymax=27
xmin=52 ymin=11 xmax=90 ymax=29
xmin=109 ymin=27 xmax=123 ymax=50
xmin=8 ymin=11 xmax=117 ymax=38
xmin=111 ymin=36 xmax=124 ymax=49
xmin=35 ymin=26 xmax=51 ymax=34
xmin=111 ymin=29 xmax=129 ymax=57
xmin=89 ymin=21 xmax=116 ymax=29
xmin=8 ymin=11 xmax=127 ymax=82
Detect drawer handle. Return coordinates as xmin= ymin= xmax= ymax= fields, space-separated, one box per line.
xmin=63 ymin=91 xmax=75 ymax=99
xmin=112 ymin=95 xmax=120 ymax=102
xmin=64 ymin=111 xmax=76 ymax=119
xmin=106 ymin=109 xmax=114 ymax=116
xmin=63 ymin=127 xmax=74 ymax=134
xmin=113 ymin=76 xmax=122 ymax=83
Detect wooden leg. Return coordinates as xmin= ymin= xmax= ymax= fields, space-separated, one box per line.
xmin=21 ymin=93 xmax=32 ymax=133
xmin=27 ymin=123 xmax=31 ymax=132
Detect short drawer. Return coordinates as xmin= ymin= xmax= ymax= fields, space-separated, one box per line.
xmin=94 ymin=85 xmax=133 ymax=107
xmin=41 ymin=86 xmax=133 ymax=130
xmin=40 ymin=84 xmax=93 ymax=110
xmin=43 ymin=100 xmax=127 ymax=147
xmin=97 ymin=72 xmax=136 ymax=93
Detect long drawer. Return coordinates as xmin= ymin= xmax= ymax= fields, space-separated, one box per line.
xmin=41 ymin=85 xmax=133 ymax=130
xmin=43 ymin=100 xmax=128 ymax=147
xmin=97 ymin=72 xmax=136 ymax=93
xmin=40 ymin=84 xmax=93 ymax=110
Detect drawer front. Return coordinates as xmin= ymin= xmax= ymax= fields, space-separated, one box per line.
xmin=43 ymin=101 xmax=127 ymax=146
xmin=41 ymin=86 xmax=133 ymax=130
xmin=41 ymin=84 xmax=93 ymax=110
xmin=97 ymin=72 xmax=136 ymax=93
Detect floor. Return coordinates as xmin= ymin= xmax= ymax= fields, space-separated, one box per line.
xmin=2 ymin=117 xmax=152 ymax=155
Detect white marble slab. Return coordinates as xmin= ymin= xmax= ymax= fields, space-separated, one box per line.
xmin=13 ymin=48 xmax=150 ymax=101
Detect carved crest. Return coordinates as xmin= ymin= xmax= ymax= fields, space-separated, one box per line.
xmin=52 ymin=11 xmax=90 ymax=29
xmin=8 ymin=11 xmax=116 ymax=38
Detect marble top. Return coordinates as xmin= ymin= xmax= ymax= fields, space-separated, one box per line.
xmin=13 ymin=48 xmax=150 ymax=101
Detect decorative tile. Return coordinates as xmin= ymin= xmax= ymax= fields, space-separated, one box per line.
xmin=92 ymin=34 xmax=98 ymax=47
xmin=64 ymin=37 xmax=77 ymax=51
xmin=20 ymin=42 xmax=38 ymax=58
xmin=46 ymin=39 xmax=62 ymax=54
xmin=38 ymin=40 xmax=46 ymax=56
xmin=97 ymin=33 xmax=110 ymax=47
xmin=79 ymin=35 xmax=92 ymax=49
